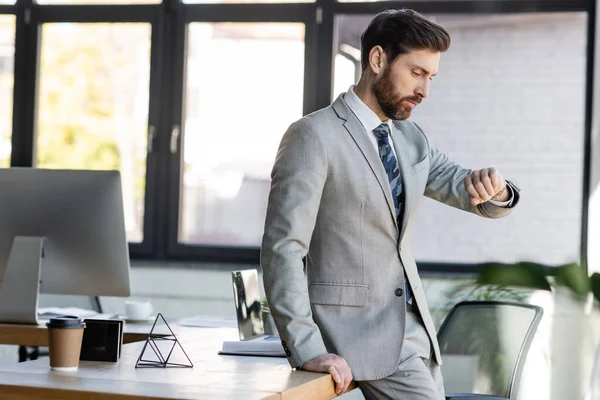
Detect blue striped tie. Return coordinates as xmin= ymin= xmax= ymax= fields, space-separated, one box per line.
xmin=373 ymin=123 xmax=412 ymax=304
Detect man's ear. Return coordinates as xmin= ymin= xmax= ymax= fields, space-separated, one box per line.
xmin=368 ymin=45 xmax=386 ymax=75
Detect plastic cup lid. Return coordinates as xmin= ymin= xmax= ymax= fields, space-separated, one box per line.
xmin=46 ymin=315 xmax=86 ymax=329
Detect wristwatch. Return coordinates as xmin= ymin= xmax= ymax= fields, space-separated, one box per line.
xmin=492 ymin=180 xmax=520 ymax=201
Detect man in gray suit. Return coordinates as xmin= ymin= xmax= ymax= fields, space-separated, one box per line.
xmin=261 ymin=9 xmax=519 ymax=399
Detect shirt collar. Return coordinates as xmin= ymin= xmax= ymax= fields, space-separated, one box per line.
xmin=344 ymin=85 xmax=393 ymax=133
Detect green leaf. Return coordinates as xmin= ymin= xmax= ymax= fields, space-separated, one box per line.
xmin=476 ymin=262 xmax=552 ymax=291
xmin=554 ymin=263 xmax=590 ymax=297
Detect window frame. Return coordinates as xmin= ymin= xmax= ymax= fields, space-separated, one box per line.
xmin=165 ymin=3 xmax=318 ymax=262
xmin=10 ymin=0 xmax=165 ymax=257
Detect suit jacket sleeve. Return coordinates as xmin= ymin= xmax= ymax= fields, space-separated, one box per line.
xmin=260 ymin=119 xmax=329 ymax=368
xmin=418 ymin=125 xmax=520 ymax=218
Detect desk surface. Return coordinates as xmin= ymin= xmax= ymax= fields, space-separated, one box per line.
xmin=0 ymin=327 xmax=354 ymax=400
xmin=0 ymin=314 xmax=186 ymax=346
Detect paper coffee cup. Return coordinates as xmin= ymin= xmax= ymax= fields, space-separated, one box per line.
xmin=46 ymin=316 xmax=86 ymax=372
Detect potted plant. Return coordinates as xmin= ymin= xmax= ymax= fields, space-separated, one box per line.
xmin=475 ymin=261 xmax=598 ymax=301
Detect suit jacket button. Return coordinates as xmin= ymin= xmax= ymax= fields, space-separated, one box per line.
xmin=395 ymin=288 xmax=404 ymax=297
xmin=285 ymin=350 xmax=291 ymax=357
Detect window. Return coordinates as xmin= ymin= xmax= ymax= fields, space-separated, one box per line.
xmin=36 ymin=23 xmax=152 ymax=243
xmin=334 ymin=13 xmax=587 ymax=265
xmin=179 ymin=22 xmax=305 ymax=247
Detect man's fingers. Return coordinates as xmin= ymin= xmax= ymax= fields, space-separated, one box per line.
xmin=326 ymin=359 xmax=351 ymax=395
xmin=472 ymin=174 xmax=491 ymax=200
xmin=301 ymin=353 xmax=353 ymax=395
xmin=341 ymin=367 xmax=353 ymax=394
xmin=475 ymin=182 xmax=490 ymax=199
xmin=466 ymin=172 xmax=484 ymax=198
xmin=336 ymin=358 xmax=353 ymax=394
xmin=327 ymin=365 xmax=343 ymax=394
xmin=489 ymin=168 xmax=501 ymax=189
xmin=466 ymin=168 xmax=506 ymax=205
xmin=480 ymin=173 xmax=494 ymax=197
xmin=464 ymin=175 xmax=480 ymax=200
xmin=489 ymin=169 xmax=505 ymax=194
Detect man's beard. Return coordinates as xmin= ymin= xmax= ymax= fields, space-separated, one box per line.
xmin=373 ymin=67 xmax=421 ymax=121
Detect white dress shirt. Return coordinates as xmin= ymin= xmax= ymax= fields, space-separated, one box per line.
xmin=343 ymin=86 xmax=512 ymax=207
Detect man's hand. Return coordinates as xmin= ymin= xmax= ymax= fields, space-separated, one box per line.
xmin=301 ymin=353 xmax=353 ymax=395
xmin=464 ymin=168 xmax=507 ymax=205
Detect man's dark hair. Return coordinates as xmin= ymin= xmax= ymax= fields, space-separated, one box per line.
xmin=360 ymin=9 xmax=451 ymax=71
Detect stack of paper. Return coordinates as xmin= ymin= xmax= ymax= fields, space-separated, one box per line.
xmin=38 ymin=307 xmax=98 ymax=318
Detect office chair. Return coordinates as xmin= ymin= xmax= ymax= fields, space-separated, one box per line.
xmin=437 ymin=301 xmax=543 ymax=400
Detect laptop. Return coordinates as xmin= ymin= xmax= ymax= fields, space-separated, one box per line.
xmin=219 ymin=269 xmax=285 ymax=357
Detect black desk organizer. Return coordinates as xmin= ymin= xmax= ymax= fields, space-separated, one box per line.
xmin=81 ymin=319 xmax=123 ymax=362
xmin=135 ymin=313 xmax=193 ymax=368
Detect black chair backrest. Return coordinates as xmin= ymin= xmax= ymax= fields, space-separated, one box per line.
xmin=437 ymin=301 xmax=543 ymax=400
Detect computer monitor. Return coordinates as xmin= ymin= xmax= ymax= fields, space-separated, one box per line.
xmin=0 ymin=168 xmax=131 ymax=325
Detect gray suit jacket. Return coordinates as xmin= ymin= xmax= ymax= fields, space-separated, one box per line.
xmin=261 ymin=94 xmax=519 ymax=381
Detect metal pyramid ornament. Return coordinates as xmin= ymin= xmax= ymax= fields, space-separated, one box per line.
xmin=135 ymin=313 xmax=193 ymax=368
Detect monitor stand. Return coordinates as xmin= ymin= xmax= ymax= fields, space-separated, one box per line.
xmin=0 ymin=236 xmax=44 ymax=325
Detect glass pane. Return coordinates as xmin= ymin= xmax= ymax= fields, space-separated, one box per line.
xmin=184 ymin=0 xmax=313 ymax=4
xmin=334 ymin=13 xmax=587 ymax=264
xmin=36 ymin=23 xmax=151 ymax=243
xmin=181 ymin=22 xmax=305 ymax=246
xmin=339 ymin=0 xmax=561 ymax=3
xmin=0 ymin=16 xmax=14 ymax=167
xmin=38 ymin=0 xmax=158 ymax=5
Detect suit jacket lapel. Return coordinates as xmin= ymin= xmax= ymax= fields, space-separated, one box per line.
xmin=332 ymin=96 xmax=398 ymax=228
xmin=390 ymin=123 xmax=412 ymax=240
